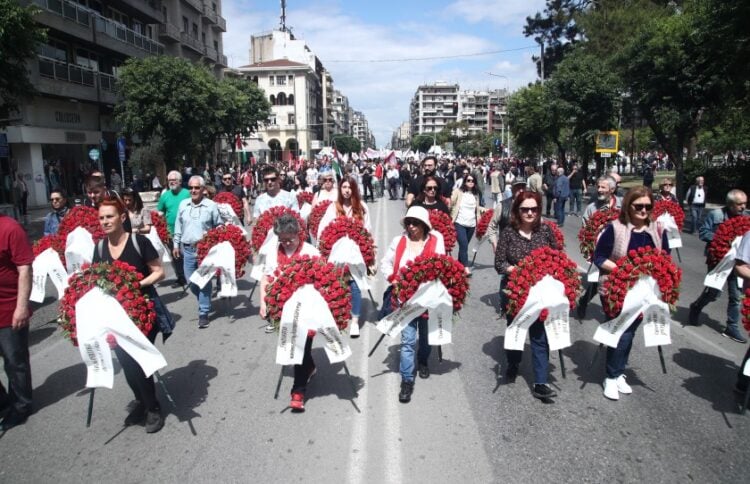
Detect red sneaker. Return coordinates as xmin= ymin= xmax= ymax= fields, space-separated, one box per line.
xmin=290 ymin=392 xmax=305 ymax=412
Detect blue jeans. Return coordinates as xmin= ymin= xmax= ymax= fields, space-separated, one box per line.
xmin=569 ymin=189 xmax=583 ymax=214
xmin=182 ymin=244 xmax=212 ymax=317
xmin=505 ymin=320 xmax=550 ymax=384
xmin=454 ymin=222 xmax=475 ymax=267
xmin=349 ymin=279 xmax=361 ymax=318
xmin=605 ymin=316 xmax=643 ymax=378
xmin=555 ymin=198 xmax=567 ymax=226
xmin=689 ymin=204 xmax=704 ymax=233
xmin=692 ymin=276 xmax=742 ymax=332
xmin=400 ymin=316 xmax=431 ymax=382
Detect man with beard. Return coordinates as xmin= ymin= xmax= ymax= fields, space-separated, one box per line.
xmin=406 ymin=156 xmax=450 ymax=207
xmin=217 ymin=171 xmax=251 ymax=223
xmin=577 ymin=175 xmax=622 ymax=319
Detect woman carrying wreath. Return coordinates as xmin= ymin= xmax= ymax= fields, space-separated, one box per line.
xmin=259 ymin=214 xmax=320 ymax=412
xmin=411 ymin=175 xmax=450 ymax=215
xmin=593 ymin=186 xmax=670 ymax=401
xmin=494 ymin=191 xmax=561 ymax=400
xmin=312 ymin=173 xmax=338 ymax=206
xmin=316 ymin=176 xmax=372 ymax=338
xmin=380 ymin=206 xmax=446 ymax=403
xmin=92 ymin=198 xmax=175 ymax=433
xmin=451 ymin=172 xmax=485 ymax=274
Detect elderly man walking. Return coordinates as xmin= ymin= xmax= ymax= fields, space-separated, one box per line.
xmin=173 ymin=176 xmax=222 ymax=328
xmin=157 ymin=170 xmax=190 ymax=286
xmin=553 ymin=167 xmax=570 ymax=227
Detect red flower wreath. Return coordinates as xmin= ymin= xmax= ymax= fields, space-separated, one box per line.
xmin=578 ymin=208 xmax=620 ymax=262
xmin=297 ymin=191 xmax=313 ymax=208
xmin=308 ymin=200 xmax=332 ymax=239
xmin=318 ymin=216 xmax=376 ymax=267
xmin=214 ymin=192 xmax=244 ymax=219
xmin=251 ymin=206 xmax=307 ymax=253
xmin=742 ymin=288 xmax=750 ymax=333
xmin=58 ymin=261 xmax=155 ymax=346
xmin=265 ymin=255 xmax=351 ymax=331
xmin=197 ymin=224 xmax=252 ymax=278
xmin=504 ymin=247 xmax=580 ymax=319
xmin=33 ymin=234 xmax=66 ymax=266
xmin=706 ymin=216 xmax=750 ymax=267
xmin=428 ymin=209 xmax=457 ymax=252
xmin=57 ymin=206 xmax=106 ymax=242
xmin=149 ymin=210 xmax=170 ymax=245
xmin=653 ymin=199 xmax=685 ymax=232
xmin=475 ymin=210 xmax=494 ymax=240
xmin=543 ymin=220 xmax=566 ymax=248
xmin=391 ymin=254 xmax=469 ymax=312
xmin=601 ymin=246 xmax=682 ymax=319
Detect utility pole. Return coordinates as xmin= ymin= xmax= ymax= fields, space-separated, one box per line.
xmin=280 ymin=0 xmax=287 ymax=32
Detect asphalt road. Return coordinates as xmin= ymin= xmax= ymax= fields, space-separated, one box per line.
xmin=2 ymin=193 xmax=749 ymax=483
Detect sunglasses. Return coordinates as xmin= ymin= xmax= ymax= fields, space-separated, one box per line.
xmin=425 ymin=186 xmax=438 ymax=191
xmin=264 ymin=177 xmax=278 ymax=183
xmin=49 ymin=197 xmax=63 ymax=202
xmin=465 ymin=179 xmax=475 ymax=183
xmin=188 ymin=186 xmax=202 ymax=191
xmin=404 ymin=219 xmax=422 ymax=226
xmin=222 ymin=177 xmax=232 ymax=181
xmin=631 ymin=203 xmax=653 ymax=212
xmin=519 ymin=207 xmax=539 ymax=214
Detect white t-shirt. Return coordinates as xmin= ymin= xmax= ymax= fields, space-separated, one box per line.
xmin=693 ymin=187 xmax=705 ymax=204
xmin=379 ymin=231 xmax=446 ymax=281
xmin=455 ymin=193 xmax=477 ymax=227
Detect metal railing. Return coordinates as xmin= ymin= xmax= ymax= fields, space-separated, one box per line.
xmin=216 ymin=16 xmax=226 ymax=31
xmin=99 ymin=72 xmax=118 ymax=93
xmin=94 ymin=16 xmax=164 ymax=55
xmin=33 ymin=0 xmax=91 ymax=26
xmin=219 ymin=54 xmax=228 ymax=66
xmin=204 ymin=46 xmax=218 ymax=61
xmin=158 ymin=23 xmax=180 ymax=40
xmin=180 ymin=32 xmax=204 ymax=53
xmin=183 ymin=0 xmax=203 ymax=12
xmin=38 ymin=55 xmax=96 ymax=87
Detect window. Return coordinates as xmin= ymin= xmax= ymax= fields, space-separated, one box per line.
xmin=288 ymin=113 xmax=295 ymax=125
xmin=277 ymin=93 xmax=287 ymax=104
xmin=212 ymin=2 xmax=217 ymax=12
xmin=39 ymin=39 xmax=68 ymax=62
xmin=182 ymin=16 xmax=188 ymax=33
xmin=109 ymin=7 xmax=127 ymax=26
xmin=75 ymin=48 xmax=99 ymax=70
xmin=192 ymin=23 xmax=198 ymax=38
xmin=269 ymin=75 xmax=274 ymax=86
xmin=288 ymin=75 xmax=294 ymax=82
xmin=213 ymin=40 xmax=218 ymax=51
xmin=276 ymin=75 xmax=286 ymax=85
xmin=132 ymin=20 xmax=143 ymax=35
xmin=162 ymin=6 xmax=167 ymax=22
xmin=269 ymin=115 xmax=277 ymax=125
xmin=269 ymin=95 xmax=276 ymax=105
xmin=202 ymin=32 xmax=206 ymax=45
xmin=288 ymin=94 xmax=294 ymax=105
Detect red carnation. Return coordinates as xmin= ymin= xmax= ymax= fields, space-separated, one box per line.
xmin=391 ymin=254 xmax=469 ymax=312
xmin=251 ymin=206 xmax=307 ymax=253
xmin=475 ymin=210 xmax=494 ymax=240
xmin=318 ymin=216 xmax=376 ymax=267
xmin=57 ymin=206 xmax=105 ymax=242
xmin=297 ymin=191 xmax=314 ymax=208
xmin=149 ymin=211 xmax=170 ymax=245
xmin=307 ymin=200 xmax=332 ymax=239
xmin=428 ymin=209 xmax=457 ymax=252
xmin=33 ymin=234 xmax=67 ymax=266
xmin=578 ymin=208 xmax=619 ymax=262
xmin=214 ymin=192 xmax=244 ymax=219
xmin=706 ymin=216 xmax=750 ymax=267
xmin=197 ymin=224 xmax=252 ymax=277
xmin=543 ymin=220 xmax=565 ymax=248
xmin=653 ymin=200 xmax=685 ymax=232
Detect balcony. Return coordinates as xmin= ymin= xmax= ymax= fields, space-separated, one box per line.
xmin=158 ymin=23 xmax=180 ymax=43
xmin=119 ymin=0 xmax=162 ymax=23
xmin=35 ymin=55 xmax=98 ymax=102
xmin=29 ymin=0 xmax=94 ymax=42
xmin=218 ymin=54 xmax=228 ymax=66
xmin=204 ymin=46 xmax=218 ymax=62
xmin=94 ymin=16 xmax=164 ymax=56
xmin=183 ymin=0 xmax=203 ymax=13
xmin=215 ymin=16 xmax=226 ymax=32
xmin=98 ymin=73 xmax=119 ymax=104
xmin=180 ymin=32 xmax=204 ymax=54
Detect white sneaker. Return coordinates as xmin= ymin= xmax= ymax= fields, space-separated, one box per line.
xmin=350 ymin=317 xmax=360 ymax=338
xmin=603 ymin=378 xmax=619 ymax=400
xmin=616 ymin=375 xmax=632 ymax=394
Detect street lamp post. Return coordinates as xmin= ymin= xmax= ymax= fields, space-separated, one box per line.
xmin=487 ymin=72 xmax=511 ymax=158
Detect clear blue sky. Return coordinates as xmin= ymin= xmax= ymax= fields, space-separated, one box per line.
xmin=223 ymin=0 xmax=547 ymax=147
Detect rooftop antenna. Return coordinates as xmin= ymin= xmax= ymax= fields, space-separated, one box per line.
xmin=280 ymin=0 xmax=287 ymax=32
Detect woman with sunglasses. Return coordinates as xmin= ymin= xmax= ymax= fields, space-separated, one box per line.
xmin=259 ymin=214 xmax=320 ymax=411
xmin=450 ymin=173 xmax=485 ymax=273
xmin=93 ymin=198 xmax=175 ymax=433
xmin=411 ymin=176 xmax=450 ymax=215
xmin=316 ymin=176 xmax=372 ymax=338
xmin=495 ymin=191 xmax=562 ymax=400
xmin=122 ymin=188 xmax=152 ymax=236
xmin=593 ymin=186 xmax=670 ymax=401
xmin=312 ymin=173 xmax=338 ymax=206
xmin=653 ymin=178 xmax=678 ymax=203
xmin=380 ymin=206 xmax=446 ymax=403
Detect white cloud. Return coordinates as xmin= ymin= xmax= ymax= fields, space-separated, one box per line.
xmin=221 ymin=1 xmax=541 ymax=147
xmin=443 ymin=0 xmax=548 ymax=27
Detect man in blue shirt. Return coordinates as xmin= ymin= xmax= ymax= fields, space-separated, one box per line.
xmin=173 ymin=176 xmax=222 ymax=328
xmin=43 ymin=188 xmax=69 ymax=236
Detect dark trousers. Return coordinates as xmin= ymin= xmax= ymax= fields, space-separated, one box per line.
xmin=388 ymin=179 xmax=399 ymax=199
xmin=555 ymin=198 xmax=567 ymax=226
xmin=401 ymin=181 xmax=409 ymax=198
xmin=363 ymin=182 xmax=374 ymax=202
xmin=171 ymin=252 xmax=186 ymax=284
xmin=505 ymin=320 xmax=550 ymax=384
xmin=292 ymin=335 xmax=315 ymax=394
xmin=114 ymin=327 xmax=159 ymax=411
xmin=545 ymin=193 xmax=555 ymax=216
xmin=0 ymin=326 xmax=32 ymax=415
xmin=606 ymin=316 xmax=642 ymax=378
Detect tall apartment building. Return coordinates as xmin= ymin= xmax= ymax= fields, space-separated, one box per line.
xmin=409 ymin=81 xmax=460 ymax=137
xmin=1 ymin=0 xmax=227 ymax=207
xmin=390 ymin=121 xmax=411 ymax=150
xmin=330 ymin=89 xmax=351 ymax=137
xmin=351 ymin=110 xmax=375 ymax=149
xmin=458 ymin=89 xmax=508 ymax=137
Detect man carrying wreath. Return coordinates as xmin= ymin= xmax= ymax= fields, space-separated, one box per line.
xmin=380 ymin=206 xmax=446 ymax=403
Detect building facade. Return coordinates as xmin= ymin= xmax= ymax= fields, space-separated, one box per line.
xmin=390 ymin=121 xmax=411 ymax=150
xmin=409 ymin=81 xmax=460 ymax=137
xmin=1 ymin=0 xmax=227 ymax=207
xmin=458 ymin=89 xmax=508 ymax=137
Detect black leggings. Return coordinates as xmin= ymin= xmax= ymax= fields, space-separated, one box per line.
xmin=114 ymin=327 xmax=159 ymax=410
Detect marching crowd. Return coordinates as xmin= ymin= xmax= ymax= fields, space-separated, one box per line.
xmin=0 ymin=154 xmax=748 ymax=434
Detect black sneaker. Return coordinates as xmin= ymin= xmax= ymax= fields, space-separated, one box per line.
xmin=0 ymin=410 xmax=29 ymax=431
xmin=733 ymin=383 xmax=748 ymax=396
xmin=398 ymin=381 xmax=414 ymax=403
xmin=688 ymin=303 xmax=701 ymax=325
xmin=198 ymin=315 xmax=210 ymax=329
xmin=144 ymin=409 xmax=164 ymax=433
xmin=505 ymin=364 xmax=519 ymax=383
xmin=722 ymin=328 xmax=747 ymax=344
xmin=576 ymin=301 xmax=587 ymax=320
xmin=532 ymin=384 xmax=557 ymax=399
xmin=418 ymin=363 xmax=430 ymax=379
xmin=124 ymin=401 xmax=146 ymax=426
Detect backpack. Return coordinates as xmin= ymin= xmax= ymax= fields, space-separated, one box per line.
xmin=97 ymin=234 xmax=141 ymax=260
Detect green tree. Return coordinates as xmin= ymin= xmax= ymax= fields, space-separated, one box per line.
xmin=411 ymin=134 xmax=434 ymax=153
xmin=330 ymin=135 xmax=361 ymax=154
xmin=0 ymin=0 xmax=46 ymax=120
xmin=115 ymin=56 xmax=220 ymax=168
xmin=508 ymin=82 xmax=566 ymax=161
xmin=212 ymin=77 xmax=271 ymax=164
